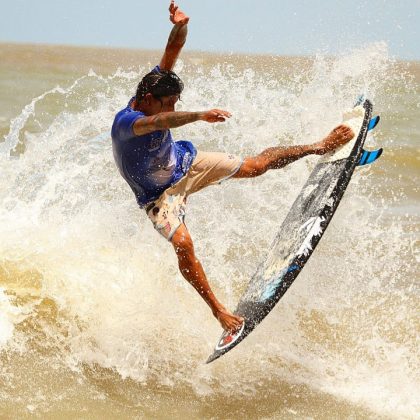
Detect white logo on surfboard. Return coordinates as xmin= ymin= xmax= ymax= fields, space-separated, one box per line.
xmin=297 ymin=216 xmax=325 ymax=257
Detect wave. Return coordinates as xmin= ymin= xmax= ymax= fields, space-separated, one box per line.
xmin=0 ymin=42 xmax=418 ymax=418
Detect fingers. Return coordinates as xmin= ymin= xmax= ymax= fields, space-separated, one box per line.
xmin=211 ymin=109 xmax=232 ymax=121
xmin=215 ymin=110 xmax=232 ymax=118
xmin=211 ymin=115 xmax=227 ymax=122
xmin=201 ymin=109 xmax=232 ymax=123
xmin=169 ymin=1 xmax=189 ymax=25
xmin=211 ymin=116 xmax=228 ymax=123
xmin=169 ymin=1 xmax=180 ymax=17
xmin=169 ymin=1 xmax=178 ymax=22
xmin=169 ymin=0 xmax=177 ymax=13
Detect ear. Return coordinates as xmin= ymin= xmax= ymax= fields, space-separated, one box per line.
xmin=144 ymin=93 xmax=153 ymax=106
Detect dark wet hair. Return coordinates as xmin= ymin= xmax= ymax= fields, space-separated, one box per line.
xmin=135 ymin=69 xmax=184 ymax=103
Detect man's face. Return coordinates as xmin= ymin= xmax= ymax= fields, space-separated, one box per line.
xmin=146 ymin=94 xmax=179 ymax=114
xmin=154 ymin=94 xmax=180 ymax=113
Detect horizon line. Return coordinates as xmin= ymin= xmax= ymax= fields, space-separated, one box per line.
xmin=1 ymin=40 xmax=419 ymax=65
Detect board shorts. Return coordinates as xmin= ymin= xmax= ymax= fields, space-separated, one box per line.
xmin=145 ymin=151 xmax=243 ymax=241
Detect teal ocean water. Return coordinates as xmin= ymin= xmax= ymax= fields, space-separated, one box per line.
xmin=0 ymin=42 xmax=418 ymax=419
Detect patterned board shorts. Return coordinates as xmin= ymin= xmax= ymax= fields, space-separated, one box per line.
xmin=146 ymin=151 xmax=242 ymax=241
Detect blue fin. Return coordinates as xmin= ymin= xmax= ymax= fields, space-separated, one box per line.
xmin=358 ymin=148 xmax=383 ymax=166
xmin=368 ymin=116 xmax=380 ymax=131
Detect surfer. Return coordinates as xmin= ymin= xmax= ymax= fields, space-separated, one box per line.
xmin=111 ymin=1 xmax=354 ymax=333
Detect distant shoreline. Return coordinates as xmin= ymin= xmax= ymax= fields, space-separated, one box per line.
xmin=0 ymin=40 xmax=303 ymax=60
xmin=1 ymin=41 xmax=418 ymax=67
xmin=0 ymin=41 xmax=314 ymax=76
xmin=1 ymin=42 xmax=418 ymax=85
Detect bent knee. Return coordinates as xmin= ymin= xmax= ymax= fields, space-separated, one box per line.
xmin=171 ymin=226 xmax=195 ymax=256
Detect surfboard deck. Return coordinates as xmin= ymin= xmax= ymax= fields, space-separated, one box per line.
xmin=207 ymin=98 xmax=375 ymax=363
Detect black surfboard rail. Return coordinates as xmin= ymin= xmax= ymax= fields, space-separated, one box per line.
xmin=207 ymin=99 xmax=373 ymax=364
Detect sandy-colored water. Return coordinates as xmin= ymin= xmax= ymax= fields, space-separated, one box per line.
xmin=0 ymin=42 xmax=419 ymax=419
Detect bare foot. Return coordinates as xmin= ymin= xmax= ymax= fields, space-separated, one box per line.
xmin=214 ymin=307 xmax=244 ymax=333
xmin=313 ymin=124 xmax=355 ymax=155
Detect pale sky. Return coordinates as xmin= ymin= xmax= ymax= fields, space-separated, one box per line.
xmin=1 ymin=0 xmax=419 ymax=60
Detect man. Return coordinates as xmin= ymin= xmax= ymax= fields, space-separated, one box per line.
xmin=111 ymin=1 xmax=354 ymax=333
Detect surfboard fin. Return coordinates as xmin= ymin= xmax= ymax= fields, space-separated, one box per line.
xmin=358 ymin=148 xmax=383 ymax=166
xmin=368 ymin=115 xmax=380 ymax=131
xmin=358 ymin=116 xmax=381 ymax=165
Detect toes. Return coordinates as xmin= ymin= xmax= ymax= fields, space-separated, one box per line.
xmin=344 ymin=127 xmax=354 ymax=139
xmin=338 ymin=125 xmax=354 ymax=138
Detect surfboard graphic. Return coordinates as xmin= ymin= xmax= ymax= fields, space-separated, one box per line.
xmin=207 ymin=98 xmax=377 ymax=363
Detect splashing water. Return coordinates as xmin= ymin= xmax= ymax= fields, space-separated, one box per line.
xmin=0 ymin=42 xmax=418 ymax=418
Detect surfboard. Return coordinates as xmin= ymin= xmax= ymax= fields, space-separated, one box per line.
xmin=207 ymin=98 xmax=380 ymax=363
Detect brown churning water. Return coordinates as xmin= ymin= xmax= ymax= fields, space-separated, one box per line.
xmin=0 ymin=43 xmax=419 ymax=419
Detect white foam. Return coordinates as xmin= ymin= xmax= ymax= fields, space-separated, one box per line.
xmin=0 ymin=288 xmax=25 ymax=347
xmin=0 ymin=42 xmax=417 ymax=418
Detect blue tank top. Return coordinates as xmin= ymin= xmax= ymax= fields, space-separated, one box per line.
xmin=111 ymin=97 xmax=196 ymax=207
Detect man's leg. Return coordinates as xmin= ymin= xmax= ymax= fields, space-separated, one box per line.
xmin=171 ymin=223 xmax=243 ymax=332
xmin=234 ymin=124 xmax=354 ymax=178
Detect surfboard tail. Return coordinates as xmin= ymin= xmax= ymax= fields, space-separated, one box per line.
xmin=206 ymin=320 xmax=248 ymax=364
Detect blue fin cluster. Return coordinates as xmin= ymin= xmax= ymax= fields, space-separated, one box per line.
xmin=358 ymin=115 xmax=383 ymax=166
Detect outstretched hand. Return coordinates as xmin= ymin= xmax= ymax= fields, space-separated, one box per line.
xmin=169 ymin=0 xmax=189 ymax=25
xmin=200 ymin=109 xmax=232 ymax=123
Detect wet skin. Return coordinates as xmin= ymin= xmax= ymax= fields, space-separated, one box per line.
xmin=130 ymin=2 xmax=355 ymax=333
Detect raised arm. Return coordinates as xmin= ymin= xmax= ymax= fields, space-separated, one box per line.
xmin=159 ymin=1 xmax=189 ymax=71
